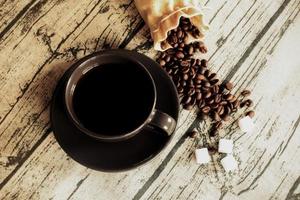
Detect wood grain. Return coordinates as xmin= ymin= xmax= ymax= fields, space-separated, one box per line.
xmin=138 ymin=7 xmax=300 ymax=200
xmin=0 ymin=0 xmax=37 ymax=38
xmin=0 ymin=0 xmax=143 ymax=185
xmin=0 ymin=0 xmax=299 ymax=199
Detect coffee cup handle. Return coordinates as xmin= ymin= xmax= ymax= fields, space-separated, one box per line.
xmin=147 ymin=109 xmax=176 ymax=136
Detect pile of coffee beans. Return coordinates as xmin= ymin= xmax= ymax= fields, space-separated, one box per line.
xmin=157 ymin=17 xmax=255 ymax=137
xmin=161 ymin=17 xmax=206 ymax=51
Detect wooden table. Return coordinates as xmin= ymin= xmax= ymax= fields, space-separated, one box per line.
xmin=0 ymin=0 xmax=300 ymax=199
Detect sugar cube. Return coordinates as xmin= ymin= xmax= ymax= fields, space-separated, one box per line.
xmin=218 ymin=139 xmax=233 ymax=154
xmin=238 ymin=116 xmax=254 ymax=132
xmin=195 ymin=148 xmax=211 ymax=164
xmin=221 ymin=154 xmax=238 ymax=172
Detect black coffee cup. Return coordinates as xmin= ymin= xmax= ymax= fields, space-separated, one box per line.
xmin=64 ymin=50 xmax=177 ymax=142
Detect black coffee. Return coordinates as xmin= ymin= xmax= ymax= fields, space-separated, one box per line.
xmin=72 ymin=61 xmax=154 ymax=135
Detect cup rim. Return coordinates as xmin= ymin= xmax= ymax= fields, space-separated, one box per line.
xmin=64 ymin=50 xmax=157 ymax=142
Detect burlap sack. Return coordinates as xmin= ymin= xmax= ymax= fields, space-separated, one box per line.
xmin=134 ymin=0 xmax=208 ymax=51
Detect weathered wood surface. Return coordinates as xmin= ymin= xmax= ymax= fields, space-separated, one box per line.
xmin=0 ymin=0 xmax=299 ymax=199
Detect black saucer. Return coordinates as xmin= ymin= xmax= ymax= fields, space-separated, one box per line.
xmin=51 ymin=50 xmax=179 ymax=172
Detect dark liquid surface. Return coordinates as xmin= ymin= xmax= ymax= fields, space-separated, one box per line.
xmin=73 ymin=62 xmax=154 ymax=136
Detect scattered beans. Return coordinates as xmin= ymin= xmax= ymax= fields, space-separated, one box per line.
xmin=246 ymin=110 xmax=255 ymax=118
xmin=157 ymin=17 xmax=255 ymax=141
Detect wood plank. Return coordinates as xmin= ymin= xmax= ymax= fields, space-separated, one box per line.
xmin=0 ymin=0 xmax=144 ymax=184
xmin=0 ymin=0 xmax=37 ymax=38
xmin=134 ymin=4 xmax=300 ymax=200
xmin=1 ymin=0 xmax=299 ymax=199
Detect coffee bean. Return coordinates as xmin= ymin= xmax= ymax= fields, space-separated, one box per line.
xmin=198 ymin=42 xmax=208 ymax=53
xmin=215 ymin=94 xmax=222 ymax=103
xmin=182 ymin=25 xmax=189 ymax=31
xmin=208 ymin=73 xmax=216 ymax=80
xmin=210 ymin=79 xmax=219 ymax=85
xmin=218 ymin=106 xmax=224 ymax=115
xmin=228 ymin=102 xmax=234 ymax=110
xmin=190 ymin=69 xmax=196 ymax=78
xmin=195 ymin=92 xmax=202 ymax=100
xmin=190 ymin=58 xmax=197 ymax=66
xmin=189 ymin=130 xmax=198 ymax=138
xmin=198 ymin=99 xmax=206 ymax=108
xmin=180 ymin=60 xmax=190 ymax=67
xmin=240 ymin=101 xmax=246 ymax=108
xmin=177 ymin=86 xmax=184 ymax=93
xmin=201 ymin=59 xmax=207 ymax=67
xmin=183 ymin=35 xmax=189 ymax=44
xmin=192 ymin=28 xmax=201 ymax=38
xmin=177 ymin=30 xmax=183 ymax=38
xmin=213 ymin=112 xmax=221 ymax=121
xmin=241 ymin=90 xmax=251 ymax=97
xmin=198 ymin=66 xmax=206 ymax=74
xmin=180 ymin=80 xmax=186 ymax=87
xmin=182 ymin=66 xmax=189 ymax=74
xmin=220 ymin=100 xmax=227 ymax=105
xmin=195 ymin=79 xmax=202 ymax=85
xmin=202 ymin=106 xmax=211 ymax=114
xmin=224 ymin=106 xmax=231 ymax=115
xmin=183 ymin=103 xmax=193 ymax=110
xmin=188 ymin=46 xmax=194 ymax=55
xmin=166 ymin=48 xmax=175 ymax=55
xmin=222 ymin=114 xmax=231 ymax=121
xmin=224 ymin=93 xmax=234 ymax=101
xmin=183 ymin=74 xmax=189 ymax=80
xmin=176 ymin=51 xmax=185 ymax=59
xmin=181 ymin=17 xmax=189 ymax=24
xmin=209 ymin=128 xmax=218 ymax=137
xmin=201 ymin=86 xmax=210 ymax=92
xmin=215 ymin=121 xmax=223 ymax=129
xmin=203 ymin=81 xmax=211 ymax=88
xmin=187 ymin=88 xmax=195 ymax=96
xmin=196 ymin=59 xmax=201 ymax=66
xmin=208 ymin=146 xmax=218 ymax=154
xmin=181 ymin=96 xmax=191 ymax=104
xmin=246 ymin=99 xmax=254 ymax=107
xmin=225 ymin=82 xmax=233 ymax=91
xmin=196 ymin=74 xmax=205 ymax=80
xmin=165 ymin=55 xmax=171 ymax=62
xmin=211 ymin=103 xmax=219 ymax=109
xmin=212 ymin=85 xmax=219 ymax=93
xmin=233 ymin=100 xmax=240 ymax=108
xmin=190 ymin=96 xmax=197 ymax=106
xmin=241 ymin=99 xmax=253 ymax=107
xmin=204 ymin=69 xmax=210 ymax=77
xmin=246 ymin=110 xmax=255 ymax=118
xmin=177 ymin=47 xmax=184 ymax=52
xmin=188 ymin=79 xmax=194 ymax=88
xmin=228 ymin=95 xmax=237 ymax=103
xmin=206 ymin=97 xmax=214 ymax=105
xmin=159 ymin=59 xmax=166 ymax=67
xmin=195 ymin=84 xmax=202 ymax=89
xmin=203 ymin=91 xmax=212 ymax=99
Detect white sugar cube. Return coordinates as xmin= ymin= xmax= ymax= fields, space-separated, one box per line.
xmin=195 ymin=148 xmax=211 ymax=164
xmin=221 ymin=154 xmax=238 ymax=172
xmin=218 ymin=139 xmax=233 ymax=154
xmin=238 ymin=116 xmax=254 ymax=132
